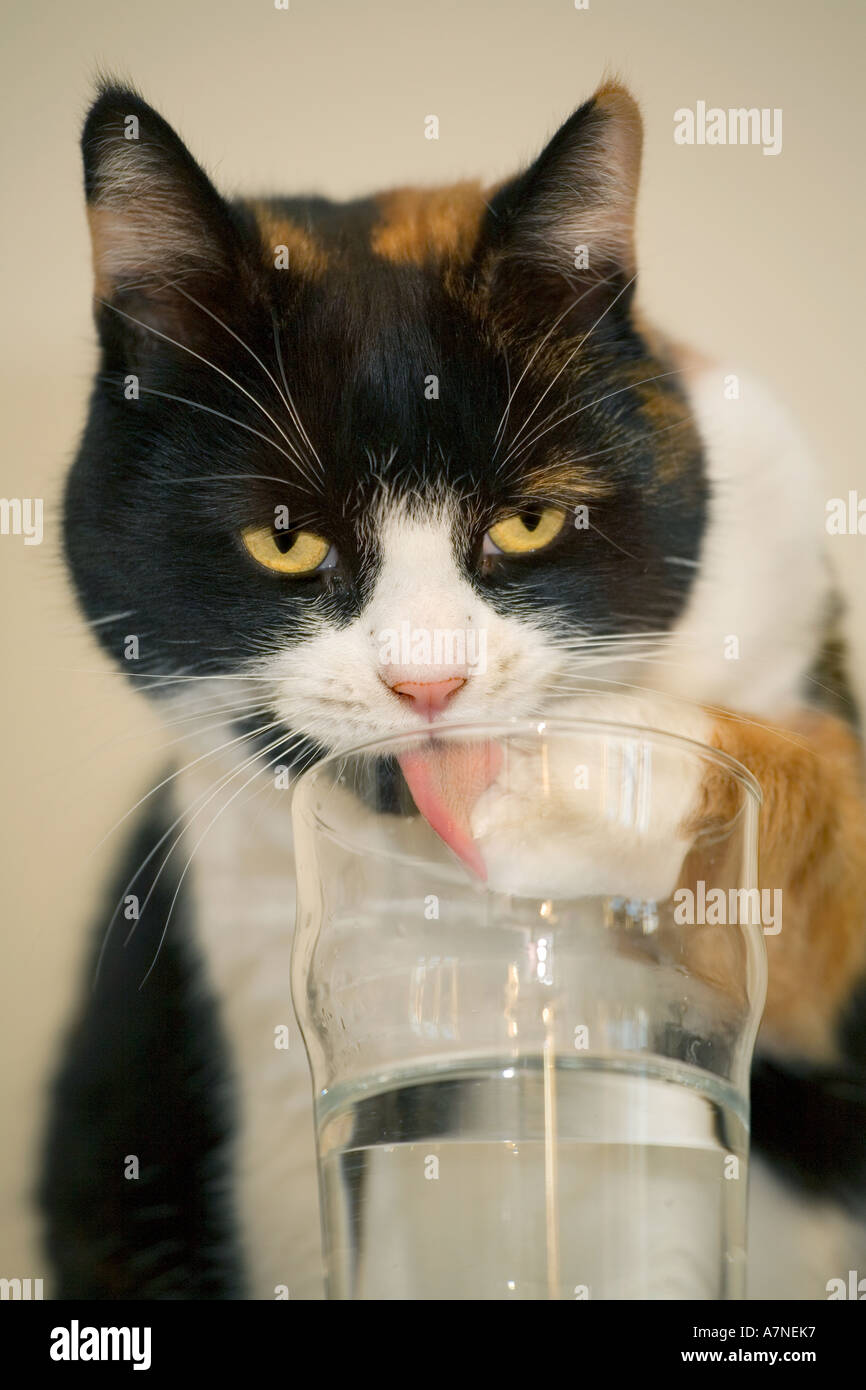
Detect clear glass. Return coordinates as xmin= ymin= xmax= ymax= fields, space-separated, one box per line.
xmin=291 ymin=718 xmax=766 ymax=1301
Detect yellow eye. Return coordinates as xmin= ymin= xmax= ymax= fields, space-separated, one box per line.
xmin=485 ymin=506 xmax=567 ymax=555
xmin=241 ymin=523 xmax=332 ymax=575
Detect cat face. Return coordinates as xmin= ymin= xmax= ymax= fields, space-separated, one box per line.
xmin=66 ymin=82 xmax=707 ymax=764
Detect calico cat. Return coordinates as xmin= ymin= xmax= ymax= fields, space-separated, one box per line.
xmin=41 ymin=78 xmax=866 ymax=1299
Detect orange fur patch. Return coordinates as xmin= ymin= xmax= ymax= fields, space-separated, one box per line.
xmin=371 ymin=183 xmax=487 ymax=266
xmin=700 ymin=710 xmax=866 ymax=1062
xmin=520 ymin=458 xmax=613 ymax=506
xmin=249 ymin=202 xmax=328 ymax=277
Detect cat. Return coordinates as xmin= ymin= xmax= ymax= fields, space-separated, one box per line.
xmin=40 ymin=77 xmax=866 ymax=1300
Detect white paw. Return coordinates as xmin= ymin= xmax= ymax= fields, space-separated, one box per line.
xmin=470 ymin=696 xmax=712 ymax=901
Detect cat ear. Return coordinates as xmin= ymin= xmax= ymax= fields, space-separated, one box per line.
xmin=483 ymin=82 xmax=643 ymax=335
xmin=82 ymin=84 xmax=248 ymax=344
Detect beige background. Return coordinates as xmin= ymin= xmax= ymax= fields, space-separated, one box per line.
xmin=2 ymin=0 xmax=864 ymax=1281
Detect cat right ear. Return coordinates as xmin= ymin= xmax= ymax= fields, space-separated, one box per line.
xmin=82 ymin=84 xmax=248 ymax=345
xmin=482 ymin=82 xmax=643 ymax=337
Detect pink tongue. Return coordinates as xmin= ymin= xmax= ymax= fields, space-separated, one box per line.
xmin=398 ymin=740 xmax=503 ymax=880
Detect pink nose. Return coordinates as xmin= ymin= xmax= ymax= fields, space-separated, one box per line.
xmin=389 ymin=676 xmax=466 ymax=718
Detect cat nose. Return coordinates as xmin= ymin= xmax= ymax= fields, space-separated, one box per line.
xmin=388 ymin=676 xmax=466 ymax=718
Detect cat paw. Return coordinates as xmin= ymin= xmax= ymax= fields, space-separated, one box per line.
xmin=470 ymin=696 xmax=712 ymax=901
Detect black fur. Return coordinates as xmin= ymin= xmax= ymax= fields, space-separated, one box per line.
xmin=39 ymin=784 xmax=243 ymax=1298
xmin=751 ymin=1052 xmax=866 ymax=1215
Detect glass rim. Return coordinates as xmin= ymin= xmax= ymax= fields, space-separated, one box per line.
xmin=292 ymin=715 xmax=763 ymax=820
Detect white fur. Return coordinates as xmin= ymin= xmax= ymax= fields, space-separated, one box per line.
xmin=248 ymin=503 xmax=563 ymax=752
xmin=471 ymin=692 xmax=712 ymax=900
xmin=182 ymin=751 xmax=321 ymax=1300
xmin=661 ymin=369 xmax=829 ymax=713
xmin=175 ymin=363 xmax=855 ymax=1299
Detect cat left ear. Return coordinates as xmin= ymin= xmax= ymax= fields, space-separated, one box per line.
xmin=483 ymin=82 xmax=643 ymax=334
xmin=82 ymin=83 xmax=249 ymax=343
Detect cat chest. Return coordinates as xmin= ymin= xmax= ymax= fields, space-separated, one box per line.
xmin=182 ymin=767 xmax=326 ymax=1298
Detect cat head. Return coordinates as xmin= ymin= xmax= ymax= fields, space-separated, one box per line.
xmin=65 ymin=81 xmax=706 ymax=765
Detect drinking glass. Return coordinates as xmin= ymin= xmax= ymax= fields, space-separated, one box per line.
xmin=290 ymin=718 xmax=766 ymax=1300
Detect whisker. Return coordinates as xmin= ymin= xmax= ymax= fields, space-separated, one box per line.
xmin=548 ymin=672 xmax=812 ymax=752
xmin=87 ymin=713 xmax=282 ymax=859
xmin=492 ymin=345 xmax=512 ymax=459
xmin=501 ymin=415 xmax=696 ymax=487
xmin=111 ymin=381 xmax=316 ymax=482
xmin=557 ymin=629 xmax=697 ymax=645
xmin=587 ymin=520 xmax=641 ymax=562
xmin=84 ymin=610 xmax=136 ymax=628
xmin=50 ymin=668 xmax=283 ymax=682
xmin=499 ymin=272 xmax=638 ymax=462
xmin=492 ymin=270 xmax=622 ymax=467
xmin=500 ymin=368 xmax=688 ymax=471
xmin=93 ymin=722 xmax=290 ymax=988
xmin=98 ymin=299 xmax=320 ymax=490
xmin=271 ymin=311 xmax=325 ymax=479
xmin=170 ymin=282 xmax=300 ymax=424
xmin=138 ymin=732 xmax=305 ymax=989
xmin=46 ymin=697 xmax=275 ymax=807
